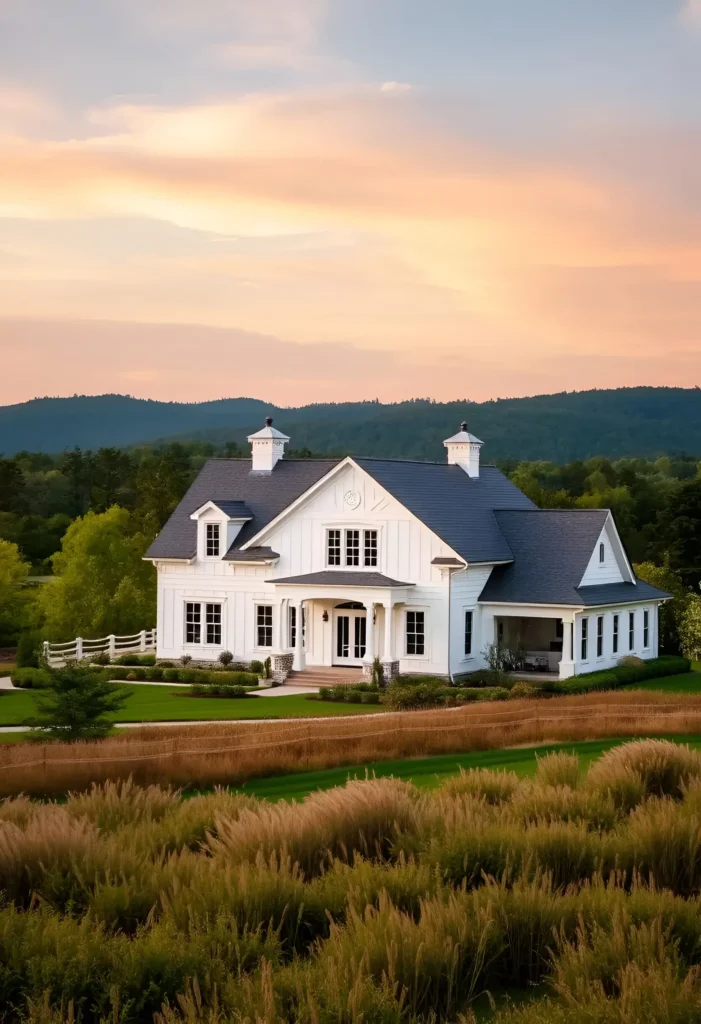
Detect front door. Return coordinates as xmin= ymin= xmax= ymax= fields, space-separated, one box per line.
xmin=333 ymin=611 xmax=366 ymax=665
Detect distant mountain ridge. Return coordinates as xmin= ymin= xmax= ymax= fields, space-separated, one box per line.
xmin=1 ymin=388 xmax=700 ymax=462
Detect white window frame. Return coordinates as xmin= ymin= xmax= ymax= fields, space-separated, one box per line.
xmin=628 ymin=611 xmax=635 ymax=651
xmin=326 ymin=529 xmax=342 ymax=567
xmin=581 ymin=617 xmax=588 ymax=662
xmin=405 ymin=609 xmax=427 ymax=658
xmin=599 ymin=541 xmax=605 ymax=565
xmin=255 ymin=604 xmax=274 ymax=649
xmin=345 ymin=529 xmax=360 ymax=566
xmin=325 ymin=526 xmax=381 ymax=569
xmin=185 ymin=602 xmax=201 ymax=645
xmin=184 ymin=601 xmax=223 ymax=646
xmin=643 ymin=609 xmax=650 ymax=650
xmin=596 ymin=615 xmax=604 ymax=659
xmin=205 ymin=522 xmax=221 ymax=558
xmin=363 ymin=529 xmax=378 ymax=567
xmin=612 ymin=613 xmax=619 ymax=654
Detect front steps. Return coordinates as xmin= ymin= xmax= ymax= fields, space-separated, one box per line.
xmin=286 ymin=666 xmax=364 ymax=688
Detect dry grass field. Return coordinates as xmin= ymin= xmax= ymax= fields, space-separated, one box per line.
xmin=4 ymin=689 xmax=701 ymax=797
xmin=3 ymin=739 xmax=701 ymax=1020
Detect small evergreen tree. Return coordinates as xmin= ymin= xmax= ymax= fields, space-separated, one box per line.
xmin=27 ymin=664 xmax=128 ymax=741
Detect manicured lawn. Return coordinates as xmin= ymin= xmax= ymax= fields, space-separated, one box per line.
xmin=0 ymin=685 xmax=385 ymax=727
xmin=621 ymin=669 xmax=701 ymax=694
xmin=234 ymin=734 xmax=701 ymax=801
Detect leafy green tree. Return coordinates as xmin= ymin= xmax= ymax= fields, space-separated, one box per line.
xmin=0 ymin=458 xmax=26 ymax=514
xmin=634 ymin=561 xmax=689 ymax=655
xmin=91 ymin=447 xmax=134 ymax=511
xmin=680 ymin=595 xmax=701 ymax=662
xmin=0 ymin=539 xmax=31 ymax=644
xmin=39 ymin=506 xmax=156 ymax=641
xmin=659 ymin=477 xmax=701 ymax=587
xmin=136 ymin=444 xmax=193 ymax=528
xmin=28 ymin=665 xmax=128 ymax=741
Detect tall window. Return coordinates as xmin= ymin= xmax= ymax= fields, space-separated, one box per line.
xmin=327 ymin=529 xmax=341 ymax=566
xmin=257 ymin=605 xmax=273 ymax=647
xmin=406 ymin=611 xmax=425 ymax=656
xmin=205 ymin=604 xmax=222 ymax=645
xmin=599 ymin=542 xmax=605 ymax=564
xmin=185 ymin=602 xmax=201 ymax=644
xmin=346 ymin=530 xmax=360 ymax=566
xmin=364 ymin=530 xmax=378 ymax=567
xmin=613 ymin=614 xmax=619 ymax=654
xmin=596 ymin=615 xmax=604 ymax=658
xmin=643 ymin=609 xmax=650 ymax=649
xmin=581 ymin=617 xmax=588 ymax=661
xmin=206 ymin=523 xmax=220 ymax=557
xmin=464 ymin=610 xmax=473 ymax=656
xmin=629 ymin=611 xmax=635 ymax=651
xmin=289 ymin=604 xmax=297 ymax=648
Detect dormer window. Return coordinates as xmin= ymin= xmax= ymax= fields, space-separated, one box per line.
xmin=206 ymin=523 xmax=220 ymax=557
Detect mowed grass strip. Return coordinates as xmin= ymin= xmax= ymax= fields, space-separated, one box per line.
xmin=234 ymin=734 xmax=701 ymax=800
xmin=0 ymin=684 xmax=384 ymax=727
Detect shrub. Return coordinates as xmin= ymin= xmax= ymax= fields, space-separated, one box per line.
xmin=158 ymin=660 xmax=174 ymax=668
xmin=453 ymin=668 xmax=512 ymax=688
xmin=10 ymin=667 xmax=52 ymax=689
xmin=508 ymin=682 xmax=540 ymax=700
xmin=383 ymin=680 xmax=445 ymax=710
xmin=178 ymin=669 xmax=199 ymax=684
xmin=264 ymin=657 xmax=272 ymax=679
xmin=587 ymin=739 xmax=701 ymax=801
xmin=163 ymin=668 xmax=180 ymax=682
xmin=90 ymin=651 xmax=110 ymax=666
xmin=249 ymin=660 xmax=264 ymax=675
xmin=189 ymin=684 xmax=254 ymax=699
xmin=148 ymin=667 xmax=163 ymax=681
xmin=361 ymin=691 xmax=381 ymax=704
xmin=26 ymin=665 xmax=129 ymax=741
xmin=218 ymin=650 xmax=234 ymax=667
xmin=116 ymin=654 xmax=156 ymax=667
xmin=552 ymin=655 xmax=691 ymax=696
xmin=15 ymin=633 xmax=40 ymax=668
xmin=441 ymin=767 xmax=521 ymax=804
xmin=535 ymin=751 xmax=580 ymax=789
xmin=180 ymin=655 xmax=192 ymax=667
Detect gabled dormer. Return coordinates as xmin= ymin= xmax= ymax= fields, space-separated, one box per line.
xmin=190 ymin=500 xmax=253 ymax=560
xmin=578 ymin=513 xmax=634 ymax=586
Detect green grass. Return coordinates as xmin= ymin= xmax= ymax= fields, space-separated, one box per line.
xmin=0 ymin=684 xmax=385 ymax=727
xmin=234 ymin=734 xmax=701 ymax=801
xmin=621 ymin=669 xmax=701 ymax=694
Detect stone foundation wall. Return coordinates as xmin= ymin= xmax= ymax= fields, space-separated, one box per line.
xmin=273 ymin=653 xmax=294 ymax=681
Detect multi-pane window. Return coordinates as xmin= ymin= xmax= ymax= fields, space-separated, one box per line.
xmin=406 ymin=611 xmax=425 ymax=656
xmin=643 ymin=609 xmax=650 ymax=649
xmin=205 ymin=604 xmax=222 ymax=645
xmin=185 ymin=602 xmax=201 ymax=644
xmin=464 ymin=610 xmax=473 ymax=656
xmin=185 ymin=602 xmax=221 ymax=644
xmin=206 ymin=523 xmax=220 ymax=557
xmin=257 ymin=605 xmax=273 ymax=648
xmin=613 ymin=614 xmax=619 ymax=654
xmin=581 ymin=617 xmax=588 ymax=661
xmin=289 ymin=605 xmax=297 ymax=648
xmin=346 ymin=530 xmax=360 ymax=566
xmin=629 ymin=611 xmax=635 ymax=651
xmin=327 ymin=528 xmax=380 ymax=567
xmin=597 ymin=615 xmax=604 ymax=658
xmin=327 ymin=529 xmax=341 ymax=566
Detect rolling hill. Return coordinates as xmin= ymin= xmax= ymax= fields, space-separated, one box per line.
xmin=1 ymin=388 xmax=700 ymax=463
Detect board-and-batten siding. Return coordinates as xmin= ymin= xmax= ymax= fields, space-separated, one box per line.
xmin=579 ymin=521 xmax=629 ymax=587
xmin=449 ymin=566 xmax=494 ymax=675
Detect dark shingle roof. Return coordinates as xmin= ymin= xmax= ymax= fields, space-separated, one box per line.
xmin=225 ymin=546 xmax=279 ymax=562
xmin=268 ymin=571 xmax=413 ymax=588
xmin=479 ymin=510 xmax=669 ymax=606
xmin=146 ymin=459 xmax=340 ymax=560
xmin=479 ymin=510 xmax=609 ymax=604
xmin=206 ymin=500 xmax=252 ymax=519
xmin=576 ymin=581 xmax=671 ymax=606
xmin=353 ymin=459 xmax=536 ymax=563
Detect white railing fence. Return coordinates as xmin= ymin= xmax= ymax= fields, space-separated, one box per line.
xmin=43 ymin=629 xmax=157 ymax=668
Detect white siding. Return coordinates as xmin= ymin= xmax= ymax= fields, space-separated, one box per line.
xmin=574 ymin=604 xmax=658 ymax=673
xmin=449 ymin=566 xmax=493 ymax=675
xmin=579 ymin=519 xmax=630 ymax=586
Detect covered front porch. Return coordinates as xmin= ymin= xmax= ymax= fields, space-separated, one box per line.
xmin=267 ymin=572 xmax=415 ymax=680
xmin=487 ymin=608 xmax=576 ymax=680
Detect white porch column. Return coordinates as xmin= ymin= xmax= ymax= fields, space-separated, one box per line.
xmin=292 ymin=600 xmax=306 ymax=671
xmin=559 ymin=617 xmax=575 ymax=679
xmin=276 ymin=598 xmax=286 ymax=653
xmin=364 ymin=601 xmax=375 ymax=665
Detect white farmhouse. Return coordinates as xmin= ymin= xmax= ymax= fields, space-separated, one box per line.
xmin=146 ymin=419 xmax=669 ymax=682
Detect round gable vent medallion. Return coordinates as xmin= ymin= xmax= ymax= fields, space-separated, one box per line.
xmin=344 ymin=489 xmax=361 ymax=510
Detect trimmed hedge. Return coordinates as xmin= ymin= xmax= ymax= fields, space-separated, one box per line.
xmin=10 ymin=667 xmax=53 ymax=689
xmin=542 ymin=654 xmax=691 ymax=696
xmin=186 ymin=684 xmax=258 ymax=699
xmin=115 ymin=654 xmax=157 ymax=666
xmin=315 ymin=683 xmax=380 ymax=704
xmin=108 ymin=666 xmax=259 ymax=686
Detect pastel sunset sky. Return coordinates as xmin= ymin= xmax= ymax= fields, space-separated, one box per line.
xmin=1 ymin=0 xmax=700 ymax=405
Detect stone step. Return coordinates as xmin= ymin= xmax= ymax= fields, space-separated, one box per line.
xmin=287 ymin=668 xmax=364 ymax=687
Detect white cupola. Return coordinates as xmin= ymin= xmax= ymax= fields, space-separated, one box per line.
xmin=248 ymin=417 xmax=290 ymax=473
xmin=443 ymin=421 xmax=483 ymax=478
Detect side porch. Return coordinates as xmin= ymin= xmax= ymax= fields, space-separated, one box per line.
xmin=481 ymin=605 xmax=576 ymax=680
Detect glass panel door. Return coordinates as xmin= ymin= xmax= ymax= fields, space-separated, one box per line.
xmin=354 ymin=616 xmax=367 ymax=659
xmin=336 ymin=615 xmax=350 ymax=658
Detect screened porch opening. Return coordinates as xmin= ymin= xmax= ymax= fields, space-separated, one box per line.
xmin=496 ymin=615 xmax=563 ymax=674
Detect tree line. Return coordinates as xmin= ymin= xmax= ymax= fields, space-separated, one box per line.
xmin=0 ymin=444 xmax=700 ymax=657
